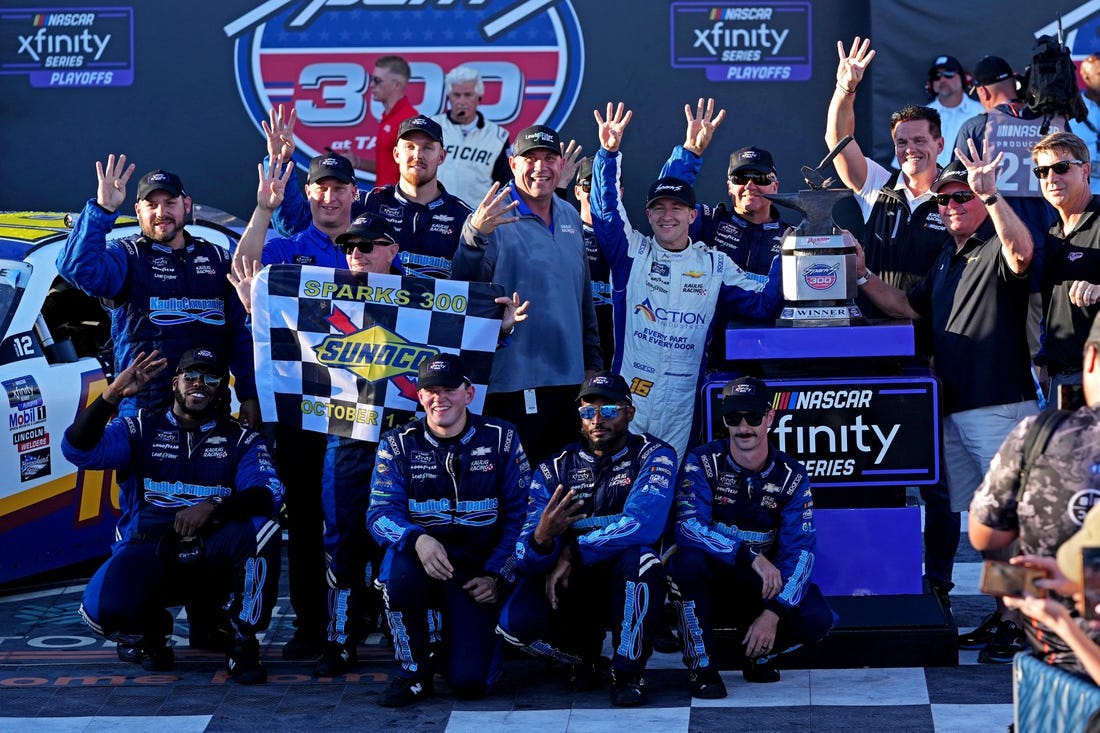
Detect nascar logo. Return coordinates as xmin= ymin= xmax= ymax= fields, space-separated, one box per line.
xmin=225 ymin=0 xmax=584 ymax=184
xmin=802 ymin=262 xmax=839 ymax=291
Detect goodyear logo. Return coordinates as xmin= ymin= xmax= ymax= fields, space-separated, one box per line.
xmin=314 ymin=324 xmax=435 ymax=382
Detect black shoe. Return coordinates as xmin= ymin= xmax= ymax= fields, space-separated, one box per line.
xmin=569 ymin=656 xmax=610 ymax=691
xmin=377 ymin=674 xmax=434 ymax=707
xmin=610 ymin=671 xmax=648 ymax=707
xmin=117 ymin=642 xmax=141 ymax=664
xmin=689 ymin=668 xmax=727 ymax=699
xmin=958 ymin=611 xmax=1000 ymax=650
xmin=139 ymin=637 xmax=174 ymax=672
xmin=227 ymin=637 xmax=267 ymax=684
xmin=313 ymin=641 xmax=357 ymax=677
xmin=282 ymin=628 xmax=324 ymax=660
xmin=189 ymin=618 xmax=233 ymax=653
xmin=742 ymin=658 xmax=781 ymax=683
xmin=978 ymin=621 xmax=1027 ymax=664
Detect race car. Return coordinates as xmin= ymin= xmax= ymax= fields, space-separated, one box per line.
xmin=0 ymin=209 xmax=243 ymax=584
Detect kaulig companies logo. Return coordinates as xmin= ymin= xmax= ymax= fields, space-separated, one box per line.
xmin=224 ymin=0 xmax=585 ymax=185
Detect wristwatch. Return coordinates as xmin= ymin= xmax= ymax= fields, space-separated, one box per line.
xmin=982 ymin=194 xmax=1000 ymax=206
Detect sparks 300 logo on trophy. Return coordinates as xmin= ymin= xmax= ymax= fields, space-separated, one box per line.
xmin=225 ymin=0 xmax=585 ymax=184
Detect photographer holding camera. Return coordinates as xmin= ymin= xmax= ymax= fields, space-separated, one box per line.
xmin=62 ymin=348 xmax=284 ymax=684
xmin=970 ymin=313 xmax=1100 ymax=675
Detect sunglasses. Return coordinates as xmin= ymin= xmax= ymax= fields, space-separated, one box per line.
xmin=339 ymin=239 xmax=390 ymax=254
xmin=931 ymin=70 xmax=958 ymax=81
xmin=1032 ymin=159 xmax=1085 ymax=179
xmin=368 ymin=75 xmax=385 ymax=86
xmin=730 ymin=172 xmax=776 ymax=186
xmin=933 ymin=191 xmax=976 ymax=206
xmin=723 ymin=411 xmax=766 ymax=427
xmin=177 ymin=370 xmax=223 ymax=388
xmin=578 ymin=404 xmax=626 ymax=420
xmin=578 ymin=180 xmax=591 ymax=192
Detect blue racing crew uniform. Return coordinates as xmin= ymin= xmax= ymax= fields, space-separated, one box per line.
xmin=367 ymin=412 xmax=530 ymax=698
xmin=497 ymin=432 xmax=676 ymax=679
xmin=63 ymin=396 xmax=284 ymax=648
xmin=359 ymin=184 xmax=472 ymax=278
xmin=261 ymin=222 xmax=348 ymax=267
xmin=56 ymin=201 xmax=257 ymax=416
xmin=590 ymin=150 xmax=782 ymax=458
xmin=669 ymin=440 xmax=835 ymax=673
xmin=661 ymin=145 xmax=788 ymax=283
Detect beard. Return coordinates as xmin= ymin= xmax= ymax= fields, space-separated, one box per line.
xmin=173 ymin=386 xmax=219 ymax=420
xmin=401 ymin=166 xmax=436 ymax=190
xmin=142 ymin=215 xmax=183 ymax=244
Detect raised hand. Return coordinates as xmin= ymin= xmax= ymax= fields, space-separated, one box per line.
xmin=594 ymin=102 xmax=633 ymax=153
xmin=262 ymin=105 xmax=297 ymax=161
xmin=836 ymin=36 xmax=875 ymax=93
xmin=955 ymin=138 xmax=1003 ymax=198
xmin=559 ymin=139 xmax=584 ymax=187
xmin=496 ymin=291 xmax=530 ymax=335
xmin=103 ymin=350 xmax=168 ymax=405
xmin=96 ymin=153 xmax=136 ymax=213
xmin=533 ymin=484 xmax=587 ymax=546
xmin=683 ymin=97 xmax=727 ymax=155
xmin=469 ymin=181 xmax=520 ymax=235
xmin=256 ymin=156 xmax=294 ymax=212
xmin=228 ymin=256 xmax=263 ymax=313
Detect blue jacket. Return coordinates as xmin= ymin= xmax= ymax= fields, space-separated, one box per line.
xmin=261 ymin=222 xmax=348 ymax=267
xmin=61 ymin=405 xmax=283 ymax=542
xmin=676 ymin=440 xmax=817 ymax=616
xmin=514 ymin=432 xmax=676 ymax=573
xmin=367 ymin=412 xmax=531 ymax=581
xmin=56 ymin=200 xmax=257 ymax=415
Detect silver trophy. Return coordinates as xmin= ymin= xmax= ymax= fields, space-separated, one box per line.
xmin=766 ymin=136 xmax=863 ymax=326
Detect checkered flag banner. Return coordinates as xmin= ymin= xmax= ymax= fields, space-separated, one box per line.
xmin=251 ymin=265 xmax=505 ymax=441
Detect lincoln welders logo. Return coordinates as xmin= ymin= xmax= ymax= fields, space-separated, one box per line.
xmin=224 ymin=0 xmax=584 ymax=184
xmin=802 ymin=262 xmax=838 ymax=291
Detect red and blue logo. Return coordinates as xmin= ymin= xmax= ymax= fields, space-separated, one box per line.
xmin=802 ymin=263 xmax=839 ymax=291
xmin=225 ymin=0 xmax=584 ymax=185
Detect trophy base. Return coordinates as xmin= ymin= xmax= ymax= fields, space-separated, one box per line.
xmin=777 ymin=303 xmax=865 ymax=327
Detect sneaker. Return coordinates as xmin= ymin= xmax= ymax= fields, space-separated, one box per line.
xmin=282 ymin=628 xmax=324 ymax=660
xmin=689 ymin=668 xmax=727 ymax=699
xmin=742 ymin=658 xmax=781 ymax=683
xmin=377 ymin=674 xmax=434 ymax=707
xmin=958 ymin=611 xmax=1000 ymax=650
xmin=569 ymin=656 xmax=610 ymax=691
xmin=313 ymin=641 xmax=357 ymax=677
xmin=227 ymin=637 xmax=267 ymax=684
xmin=610 ymin=671 xmax=648 ymax=707
xmin=978 ymin=621 xmax=1027 ymax=664
xmin=117 ymin=641 xmax=141 ymax=664
xmin=139 ymin=637 xmax=174 ymax=672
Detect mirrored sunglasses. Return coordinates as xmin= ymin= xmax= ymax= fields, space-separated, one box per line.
xmin=578 ymin=404 xmax=625 ymax=420
xmin=178 ymin=370 xmax=223 ymax=388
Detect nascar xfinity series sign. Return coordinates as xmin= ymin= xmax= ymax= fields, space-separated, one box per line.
xmin=703 ymin=376 xmax=940 ymax=487
xmin=669 ymin=1 xmax=811 ymax=81
xmin=225 ymin=0 xmax=584 ymax=184
xmin=0 ymin=6 xmax=133 ymax=87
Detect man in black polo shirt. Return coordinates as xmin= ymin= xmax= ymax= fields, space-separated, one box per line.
xmin=854 ymin=143 xmax=1040 ymax=663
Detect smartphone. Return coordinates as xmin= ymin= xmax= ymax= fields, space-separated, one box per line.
xmin=1082 ymin=547 xmax=1100 ymax=620
xmin=1057 ymin=383 xmax=1086 ymax=411
xmin=979 ymin=560 xmax=1047 ymax=598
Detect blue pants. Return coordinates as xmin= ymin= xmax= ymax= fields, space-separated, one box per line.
xmin=321 ymin=435 xmax=381 ymax=644
xmin=80 ymin=518 xmax=281 ymax=641
xmin=497 ymin=546 xmax=665 ymax=676
xmin=668 ymin=545 xmax=834 ymax=670
xmin=380 ymin=543 xmax=502 ymax=699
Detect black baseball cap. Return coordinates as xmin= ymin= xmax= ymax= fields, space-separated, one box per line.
xmin=928 ymin=55 xmax=965 ymax=80
xmin=970 ymin=56 xmax=1014 ymax=90
xmin=720 ymin=376 xmax=771 ymax=416
xmin=398 ymin=115 xmax=444 ymax=144
xmin=308 ymin=154 xmax=356 ymax=184
xmin=418 ymin=353 xmax=471 ymax=390
xmin=336 ymin=215 xmax=398 ymax=245
xmin=512 ymin=125 xmax=561 ymax=156
xmin=728 ymin=147 xmax=776 ymax=178
xmin=576 ymin=156 xmax=593 ymax=184
xmin=176 ymin=347 xmax=224 ymax=375
xmin=645 ymin=177 xmax=696 ymax=209
xmin=930 ymin=160 xmax=971 ymax=193
xmin=577 ymin=371 xmax=632 ymax=403
xmin=136 ymin=170 xmax=186 ymax=201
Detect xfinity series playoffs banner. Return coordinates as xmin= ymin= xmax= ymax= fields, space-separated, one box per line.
xmin=251 ymin=265 xmax=505 ymax=441
xmin=703 ymin=376 xmax=940 ymax=488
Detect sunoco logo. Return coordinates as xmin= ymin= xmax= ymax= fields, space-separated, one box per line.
xmin=314 ymin=323 xmax=436 ymax=383
xmin=225 ymin=0 xmax=584 ymax=184
xmin=802 ymin=263 xmax=838 ymax=291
